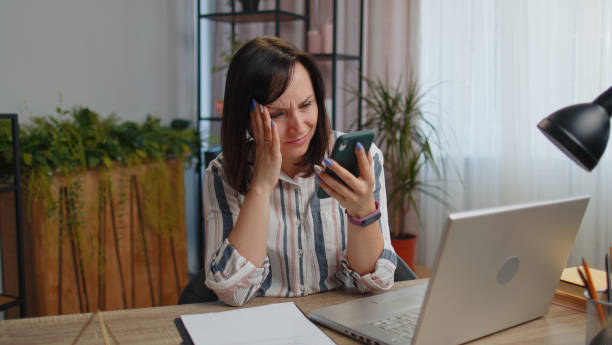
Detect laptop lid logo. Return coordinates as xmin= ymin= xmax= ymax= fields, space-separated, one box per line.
xmin=497 ymin=256 xmax=520 ymax=284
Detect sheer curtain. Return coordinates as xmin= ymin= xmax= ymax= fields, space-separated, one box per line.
xmin=417 ymin=0 xmax=612 ymax=269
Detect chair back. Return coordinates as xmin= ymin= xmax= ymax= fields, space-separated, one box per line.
xmin=394 ymin=256 xmax=418 ymax=281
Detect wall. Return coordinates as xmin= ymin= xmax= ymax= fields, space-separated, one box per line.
xmin=0 ymin=0 xmax=196 ymax=125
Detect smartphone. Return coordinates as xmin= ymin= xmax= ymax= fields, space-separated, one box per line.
xmin=317 ymin=130 xmax=376 ymax=199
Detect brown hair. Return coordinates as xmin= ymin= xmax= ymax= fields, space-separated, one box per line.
xmin=221 ymin=36 xmax=331 ymax=194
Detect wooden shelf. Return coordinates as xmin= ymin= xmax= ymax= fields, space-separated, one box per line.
xmin=0 ymin=295 xmax=22 ymax=311
xmin=0 ymin=113 xmax=25 ymax=318
xmin=311 ymin=53 xmax=360 ymax=61
xmin=0 ymin=184 xmax=17 ymax=193
xmin=201 ymin=11 xmax=306 ymax=24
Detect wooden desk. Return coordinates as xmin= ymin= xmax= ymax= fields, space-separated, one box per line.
xmin=414 ymin=264 xmax=432 ymax=279
xmin=0 ymin=279 xmax=585 ymax=345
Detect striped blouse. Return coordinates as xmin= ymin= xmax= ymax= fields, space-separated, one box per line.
xmin=203 ymin=138 xmax=397 ymax=306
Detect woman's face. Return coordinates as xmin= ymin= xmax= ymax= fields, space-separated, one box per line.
xmin=266 ymin=63 xmax=318 ymax=173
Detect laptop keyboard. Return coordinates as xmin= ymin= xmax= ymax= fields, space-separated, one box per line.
xmin=370 ymin=310 xmax=420 ymax=340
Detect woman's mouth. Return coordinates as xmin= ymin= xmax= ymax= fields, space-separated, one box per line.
xmin=286 ymin=135 xmax=306 ymax=145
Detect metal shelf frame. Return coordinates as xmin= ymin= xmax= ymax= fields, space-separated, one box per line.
xmin=0 ymin=114 xmax=26 ymax=317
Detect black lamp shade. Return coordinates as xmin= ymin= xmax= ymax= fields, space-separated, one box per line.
xmin=537 ymin=103 xmax=609 ymax=171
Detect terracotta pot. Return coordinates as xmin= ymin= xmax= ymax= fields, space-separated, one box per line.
xmin=391 ymin=233 xmax=417 ymax=270
xmin=215 ymin=100 xmax=224 ymax=117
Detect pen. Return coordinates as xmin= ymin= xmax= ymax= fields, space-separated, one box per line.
xmin=582 ymin=258 xmax=607 ymax=325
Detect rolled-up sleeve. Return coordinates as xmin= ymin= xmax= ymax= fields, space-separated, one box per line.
xmin=202 ymin=158 xmax=270 ymax=306
xmin=337 ymin=144 xmax=397 ymax=292
xmin=339 ymin=248 xmax=397 ymax=292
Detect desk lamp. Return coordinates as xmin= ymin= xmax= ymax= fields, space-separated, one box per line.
xmin=537 ymin=87 xmax=612 ymax=171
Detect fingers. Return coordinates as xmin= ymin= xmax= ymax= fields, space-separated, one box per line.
xmin=259 ymin=104 xmax=273 ymax=145
xmin=316 ymin=162 xmax=352 ymax=199
xmin=355 ymin=142 xmax=374 ymax=182
xmin=315 ymin=141 xmax=375 ymax=204
xmin=321 ymin=158 xmax=356 ymax=190
xmin=249 ymin=99 xmax=275 ymax=147
xmin=322 ymin=141 xmax=374 ymax=187
xmin=249 ymin=99 xmax=264 ymax=143
xmin=314 ymin=165 xmax=346 ymax=201
xmin=270 ymin=117 xmax=279 ymax=149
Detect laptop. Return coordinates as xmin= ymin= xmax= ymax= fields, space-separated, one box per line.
xmin=309 ymin=196 xmax=590 ymax=345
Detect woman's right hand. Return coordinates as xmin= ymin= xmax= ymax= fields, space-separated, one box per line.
xmin=225 ymin=100 xmax=280 ymax=269
xmin=249 ymin=99 xmax=281 ymax=194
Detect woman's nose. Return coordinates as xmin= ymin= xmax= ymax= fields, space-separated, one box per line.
xmin=286 ymin=109 xmax=304 ymax=131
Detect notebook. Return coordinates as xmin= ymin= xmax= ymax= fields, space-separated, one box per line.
xmin=178 ymin=302 xmax=334 ymax=345
xmin=552 ymin=266 xmax=607 ymax=312
xmin=309 ymin=196 xmax=590 ymax=345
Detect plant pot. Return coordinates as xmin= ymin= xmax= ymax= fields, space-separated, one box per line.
xmin=239 ymin=0 xmax=260 ymax=12
xmin=391 ymin=233 xmax=417 ymax=270
xmin=21 ymin=160 xmax=189 ymax=316
xmin=215 ymin=100 xmax=224 ymax=117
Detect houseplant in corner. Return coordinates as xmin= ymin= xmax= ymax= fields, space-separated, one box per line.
xmin=356 ymin=74 xmax=450 ymax=269
xmin=8 ymin=106 xmax=198 ymax=316
xmin=212 ymin=35 xmax=245 ymax=117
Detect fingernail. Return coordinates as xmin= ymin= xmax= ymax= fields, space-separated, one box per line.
xmin=315 ymin=174 xmax=322 ymax=182
xmin=249 ymin=99 xmax=256 ymax=112
xmin=271 ymin=120 xmax=274 ymax=128
xmin=323 ymin=158 xmax=333 ymax=167
xmin=314 ymin=165 xmax=323 ymax=174
xmin=259 ymin=104 xmax=264 ymax=113
xmin=356 ymin=142 xmax=363 ymax=152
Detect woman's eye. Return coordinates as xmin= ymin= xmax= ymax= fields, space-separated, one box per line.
xmin=300 ymin=101 xmax=312 ymax=109
xmin=270 ymin=112 xmax=283 ymax=118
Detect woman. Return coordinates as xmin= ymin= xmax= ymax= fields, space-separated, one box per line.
xmin=203 ymin=36 xmax=397 ymax=306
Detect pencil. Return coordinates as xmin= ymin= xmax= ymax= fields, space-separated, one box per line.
xmin=577 ymin=266 xmax=588 ymax=286
xmin=609 ymin=244 xmax=612 ymax=302
xmin=582 ymin=258 xmax=607 ymax=325
xmin=607 ymin=253 xmax=612 ymax=303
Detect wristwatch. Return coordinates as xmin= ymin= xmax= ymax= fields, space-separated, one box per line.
xmin=345 ymin=201 xmax=381 ymax=227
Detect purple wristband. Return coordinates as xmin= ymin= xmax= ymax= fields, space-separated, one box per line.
xmin=345 ymin=201 xmax=381 ymax=227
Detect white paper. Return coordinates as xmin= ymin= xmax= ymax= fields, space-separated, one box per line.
xmin=180 ymin=302 xmax=335 ymax=345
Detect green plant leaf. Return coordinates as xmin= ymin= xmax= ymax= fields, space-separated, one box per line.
xmin=349 ymin=73 xmax=459 ymax=237
xmin=1 ymin=104 xmax=201 ymax=230
xmin=102 ymin=156 xmax=113 ymax=168
xmin=23 ymin=153 xmax=33 ymax=166
xmin=136 ymin=149 xmax=147 ymax=158
xmin=88 ymin=156 xmax=100 ymax=167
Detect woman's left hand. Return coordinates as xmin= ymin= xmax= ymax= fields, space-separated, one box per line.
xmin=316 ymin=143 xmax=377 ymax=218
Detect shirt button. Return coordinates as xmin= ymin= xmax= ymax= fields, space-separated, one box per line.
xmin=297 ymin=249 xmax=304 ymax=256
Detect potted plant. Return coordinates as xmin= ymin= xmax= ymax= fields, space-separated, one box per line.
xmin=1 ymin=106 xmax=199 ymax=316
xmin=355 ymin=74 xmax=450 ymax=269
xmin=238 ymin=0 xmax=260 ymax=12
xmin=211 ymin=35 xmax=245 ymax=117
